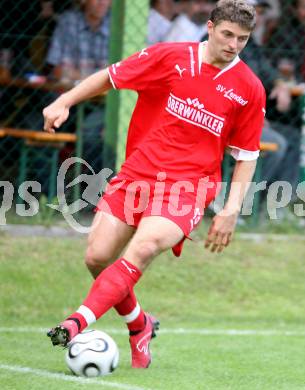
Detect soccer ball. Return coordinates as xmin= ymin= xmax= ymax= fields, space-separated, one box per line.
xmin=65 ymin=330 xmax=119 ymax=377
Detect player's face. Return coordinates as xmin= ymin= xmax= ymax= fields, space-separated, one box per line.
xmin=207 ymin=20 xmax=251 ymax=65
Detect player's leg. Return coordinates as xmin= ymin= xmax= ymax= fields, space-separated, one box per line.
xmin=48 ymin=216 xmax=182 ymax=348
xmin=76 ymin=216 xmax=183 ymax=329
xmin=86 ymin=210 xmax=152 ymax=337
xmin=123 ymin=215 xmax=184 ymax=271
xmin=85 ymin=211 xmax=135 ymax=278
xmin=47 ymin=211 xmax=137 ymax=345
xmin=86 ymin=211 xmax=148 ymax=333
xmin=121 ymin=216 xmax=184 ymax=368
xmin=79 ymin=187 xmax=183 ymax=341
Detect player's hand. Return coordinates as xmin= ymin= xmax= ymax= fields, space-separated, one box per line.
xmin=43 ymin=98 xmax=70 ymax=133
xmin=204 ymin=210 xmax=238 ymax=253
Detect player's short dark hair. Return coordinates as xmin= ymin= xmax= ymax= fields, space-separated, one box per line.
xmin=210 ymin=0 xmax=256 ymax=31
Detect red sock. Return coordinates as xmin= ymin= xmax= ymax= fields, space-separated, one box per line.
xmin=66 ymin=312 xmax=88 ymax=333
xmin=114 ymin=289 xmax=146 ymax=332
xmin=62 ymin=258 xmax=142 ymax=336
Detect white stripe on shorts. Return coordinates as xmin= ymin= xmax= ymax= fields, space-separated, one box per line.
xmin=123 ymin=303 xmax=140 ymax=323
xmin=76 ymin=305 xmax=96 ymax=326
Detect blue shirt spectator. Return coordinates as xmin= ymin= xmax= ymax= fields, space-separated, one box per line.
xmin=46 ymin=1 xmax=111 ymax=81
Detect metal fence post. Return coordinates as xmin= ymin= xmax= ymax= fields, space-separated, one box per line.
xmin=115 ymin=1 xmax=150 ymax=171
xmin=300 ymin=94 xmax=305 ymax=182
xmin=104 ymin=0 xmax=125 ymax=173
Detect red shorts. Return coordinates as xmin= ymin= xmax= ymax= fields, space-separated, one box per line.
xmin=96 ymin=174 xmax=217 ymax=256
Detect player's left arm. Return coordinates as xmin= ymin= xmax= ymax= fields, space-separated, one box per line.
xmin=205 ymin=74 xmax=266 ymax=253
xmin=205 ymin=159 xmax=256 ymax=253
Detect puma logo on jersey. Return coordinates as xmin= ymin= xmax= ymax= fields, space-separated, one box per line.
xmin=138 ymin=48 xmax=149 ymax=58
xmin=175 ymin=64 xmax=186 ymax=77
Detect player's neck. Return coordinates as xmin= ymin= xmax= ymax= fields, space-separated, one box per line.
xmin=203 ymin=42 xmax=235 ymax=70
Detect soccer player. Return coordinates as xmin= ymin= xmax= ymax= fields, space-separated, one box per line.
xmin=43 ymin=0 xmax=265 ymax=368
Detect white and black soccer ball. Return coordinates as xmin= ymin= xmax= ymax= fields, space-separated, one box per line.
xmin=65 ymin=330 xmax=119 ymax=377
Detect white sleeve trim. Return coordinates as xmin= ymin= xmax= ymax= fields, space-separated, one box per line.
xmin=107 ymin=67 xmax=117 ymax=89
xmin=228 ymin=145 xmax=260 ymax=161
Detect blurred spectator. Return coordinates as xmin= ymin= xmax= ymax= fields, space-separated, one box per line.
xmin=247 ymin=0 xmax=281 ymax=45
xmin=0 ymin=1 xmax=71 ymax=194
xmin=248 ymin=0 xmax=270 ymax=45
xmin=0 ymin=0 xmax=70 ymax=126
xmin=0 ymin=0 xmax=69 ymax=77
xmin=16 ymin=0 xmax=112 ymax=194
xmin=264 ymin=0 xmax=305 ymax=194
xmin=266 ymin=0 xmax=305 ymax=79
xmin=46 ymin=0 xmax=111 ymax=81
xmin=29 ymin=1 xmax=59 ymax=73
xmin=43 ymin=0 xmax=112 ymax=175
xmin=240 ymin=34 xmax=289 ymax=189
xmin=165 ymin=0 xmax=215 ymax=42
xmin=147 ymin=0 xmax=176 ymax=45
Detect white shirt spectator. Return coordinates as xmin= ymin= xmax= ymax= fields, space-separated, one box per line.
xmin=164 ymin=14 xmax=207 ymax=42
xmin=148 ymin=8 xmax=173 ymax=45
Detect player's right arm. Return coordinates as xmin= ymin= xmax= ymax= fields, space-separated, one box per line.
xmin=43 ymin=68 xmax=112 ymax=133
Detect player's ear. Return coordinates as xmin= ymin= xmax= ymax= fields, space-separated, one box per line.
xmin=207 ymin=20 xmax=214 ymax=35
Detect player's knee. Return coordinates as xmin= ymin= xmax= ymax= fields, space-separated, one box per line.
xmin=131 ymin=237 xmax=161 ymax=262
xmin=85 ymin=244 xmax=112 ymax=278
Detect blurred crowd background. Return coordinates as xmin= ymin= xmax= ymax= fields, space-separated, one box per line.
xmin=0 ymin=0 xmax=304 ymax=222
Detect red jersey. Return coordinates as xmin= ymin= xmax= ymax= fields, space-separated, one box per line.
xmin=108 ymin=42 xmax=266 ymax=184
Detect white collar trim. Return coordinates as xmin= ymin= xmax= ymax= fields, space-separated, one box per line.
xmin=213 ymin=55 xmax=240 ymax=80
xmin=198 ymin=41 xmax=205 ymax=74
xmin=198 ymin=41 xmax=240 ymax=78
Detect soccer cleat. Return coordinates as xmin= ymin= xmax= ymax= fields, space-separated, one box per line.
xmin=47 ymin=319 xmax=80 ymax=347
xmin=47 ymin=325 xmax=70 ymax=347
xmin=129 ymin=313 xmax=160 ymax=368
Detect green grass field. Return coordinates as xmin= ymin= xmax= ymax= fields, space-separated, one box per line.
xmin=1 ymin=232 xmax=305 ymax=390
